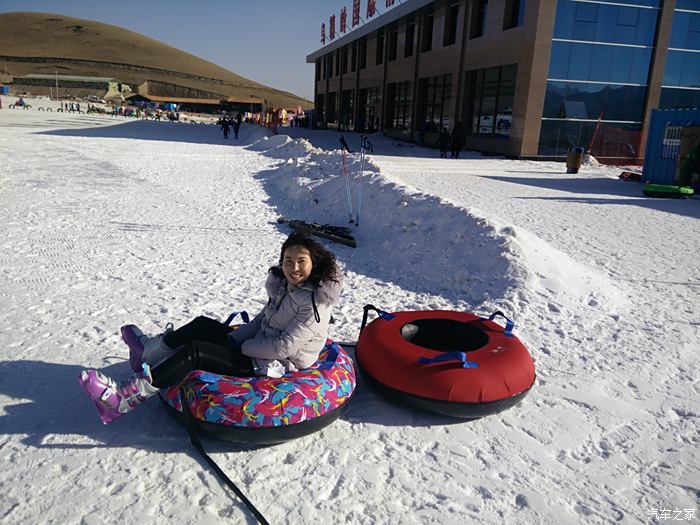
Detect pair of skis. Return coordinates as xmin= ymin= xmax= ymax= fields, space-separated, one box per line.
xmin=276 ymin=136 xmax=372 ymax=249
xmin=340 ymin=135 xmax=373 ymax=227
xmin=277 ymin=217 xmax=357 ymax=248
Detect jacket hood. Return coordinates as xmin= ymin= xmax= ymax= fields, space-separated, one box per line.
xmin=307 ymin=274 xmax=343 ymax=307
xmin=264 ymin=271 xmax=285 ymax=299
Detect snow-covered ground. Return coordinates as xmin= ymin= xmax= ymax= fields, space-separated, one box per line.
xmin=0 ymin=103 xmax=698 ymax=525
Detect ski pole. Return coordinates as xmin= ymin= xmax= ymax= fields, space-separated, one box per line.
xmin=355 ymin=136 xmax=373 ymax=226
xmin=339 ymin=136 xmax=354 ymax=224
xmin=355 ymin=139 xmax=364 ymax=226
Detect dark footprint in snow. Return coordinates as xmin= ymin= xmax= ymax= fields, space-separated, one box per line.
xmin=515 ymin=494 xmax=529 ymax=509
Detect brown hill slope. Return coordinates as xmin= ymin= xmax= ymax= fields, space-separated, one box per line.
xmin=0 ymin=12 xmax=310 ymax=109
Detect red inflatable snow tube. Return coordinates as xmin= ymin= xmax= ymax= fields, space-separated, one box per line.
xmin=355 ymin=306 xmax=536 ymax=418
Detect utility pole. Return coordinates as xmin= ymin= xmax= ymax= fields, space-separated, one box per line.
xmin=55 ymin=70 xmax=59 ymax=99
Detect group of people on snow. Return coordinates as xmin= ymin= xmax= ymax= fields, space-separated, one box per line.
xmin=437 ymin=121 xmax=467 ymax=159
xmin=218 ymin=113 xmax=242 ymax=139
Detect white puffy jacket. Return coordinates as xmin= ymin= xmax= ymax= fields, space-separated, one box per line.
xmin=229 ymin=270 xmax=342 ymax=374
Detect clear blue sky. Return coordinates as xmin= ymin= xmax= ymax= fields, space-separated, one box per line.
xmin=0 ymin=0 xmax=400 ymax=100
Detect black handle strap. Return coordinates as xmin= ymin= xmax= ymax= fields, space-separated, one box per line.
xmin=359 ymin=304 xmax=396 ymax=333
xmin=179 ymin=387 xmax=270 ymax=525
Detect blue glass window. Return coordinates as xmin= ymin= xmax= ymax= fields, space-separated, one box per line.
xmin=669 ymin=12 xmax=700 ymax=50
xmin=659 ymin=87 xmax=700 ymax=110
xmin=548 ymin=42 xmax=570 ymax=79
xmin=469 ymin=64 xmax=517 ymax=136
xmin=575 ymin=3 xmax=598 ymax=23
xmin=607 ymin=0 xmax=659 ymax=5
xmin=676 ymin=0 xmax=700 ymax=9
xmin=617 ymin=7 xmax=639 ymax=27
xmin=692 ymin=14 xmax=700 ymax=32
xmin=418 ymin=74 xmax=453 ymax=132
xmin=554 ymin=0 xmax=658 ymax=46
xmin=538 ymin=119 xmax=642 ymax=157
xmin=569 ymin=43 xmax=593 ymax=77
xmin=549 ymin=42 xmax=652 ymax=84
xmin=663 ymin=50 xmax=700 ymax=88
xmin=543 ymin=81 xmax=646 ymax=122
xmin=517 ymin=0 xmax=526 ymax=27
xmin=503 ymin=0 xmax=525 ymax=30
xmin=470 ymin=0 xmax=488 ymax=38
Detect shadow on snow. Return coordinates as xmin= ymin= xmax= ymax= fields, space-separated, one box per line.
xmin=0 ymin=356 xmax=465 ymax=452
xmin=493 ymin=174 xmax=700 ymax=220
xmin=36 ymin=119 xmax=261 ymax=147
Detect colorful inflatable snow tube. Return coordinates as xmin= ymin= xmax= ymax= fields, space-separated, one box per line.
xmin=355 ymin=306 xmax=535 ymax=418
xmin=159 ymin=340 xmax=356 ymax=444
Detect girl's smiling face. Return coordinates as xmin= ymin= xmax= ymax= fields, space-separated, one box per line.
xmin=282 ymin=245 xmax=313 ymax=286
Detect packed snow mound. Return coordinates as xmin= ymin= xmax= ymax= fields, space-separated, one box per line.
xmin=375 ymin=173 xmax=624 ymax=310
xmin=498 ymin=225 xmax=624 ymax=309
xmin=263 ymin=137 xmax=323 ymax=159
xmin=582 ymin=154 xmax=600 ymax=167
xmin=254 ymin=137 xmax=520 ymax=305
xmin=246 ymin=134 xmax=292 ymax=151
xmin=238 ymin=124 xmax=270 ymax=145
xmin=245 ymin=134 xmax=322 ymax=159
xmin=256 ymin=133 xmax=625 ymax=311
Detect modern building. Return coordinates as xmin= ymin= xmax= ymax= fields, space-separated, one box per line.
xmin=307 ymin=0 xmax=700 ymax=163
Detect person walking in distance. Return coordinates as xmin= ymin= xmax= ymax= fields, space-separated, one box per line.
xmin=232 ymin=118 xmax=241 ymax=139
xmin=220 ymin=116 xmax=231 ymax=139
xmin=451 ymin=120 xmax=466 ymax=159
xmin=437 ymin=127 xmax=451 ymax=158
xmin=451 ymin=121 xmax=466 ymax=159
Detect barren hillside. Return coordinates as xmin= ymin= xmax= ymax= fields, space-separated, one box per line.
xmin=0 ymin=12 xmax=310 ymax=109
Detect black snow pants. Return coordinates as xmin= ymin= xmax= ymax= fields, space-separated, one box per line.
xmin=151 ymin=316 xmax=254 ymax=388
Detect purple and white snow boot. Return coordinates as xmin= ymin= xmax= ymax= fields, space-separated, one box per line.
xmin=121 ymin=324 xmax=148 ymax=372
xmin=78 ymin=364 xmax=159 ymax=425
xmin=121 ymin=323 xmax=174 ymax=372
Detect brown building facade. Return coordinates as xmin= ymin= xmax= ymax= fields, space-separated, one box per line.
xmin=307 ymin=0 xmax=699 ymax=162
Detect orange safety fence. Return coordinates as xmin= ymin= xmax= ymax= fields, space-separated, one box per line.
xmin=588 ymin=117 xmax=643 ymax=165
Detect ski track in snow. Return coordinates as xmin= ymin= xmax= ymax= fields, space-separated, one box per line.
xmin=0 ymin=107 xmax=698 ymax=525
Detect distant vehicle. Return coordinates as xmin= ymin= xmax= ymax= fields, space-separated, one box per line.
xmin=86 ymin=95 xmax=106 ymax=104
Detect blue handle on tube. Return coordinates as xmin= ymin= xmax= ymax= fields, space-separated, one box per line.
xmin=224 ymin=311 xmax=250 ymax=325
xmin=482 ymin=311 xmax=515 ymax=337
xmin=417 ymin=351 xmax=478 ymax=369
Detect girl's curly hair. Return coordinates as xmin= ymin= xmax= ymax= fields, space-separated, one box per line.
xmin=270 ymin=232 xmax=340 ymax=286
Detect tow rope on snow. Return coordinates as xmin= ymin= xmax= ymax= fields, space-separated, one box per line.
xmin=180 ymin=387 xmax=270 ymax=525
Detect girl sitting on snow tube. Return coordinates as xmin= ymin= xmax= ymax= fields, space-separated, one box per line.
xmin=79 ymin=232 xmax=343 ymax=426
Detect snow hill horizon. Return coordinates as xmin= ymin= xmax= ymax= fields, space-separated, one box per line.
xmin=0 ymin=100 xmax=698 ymax=524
